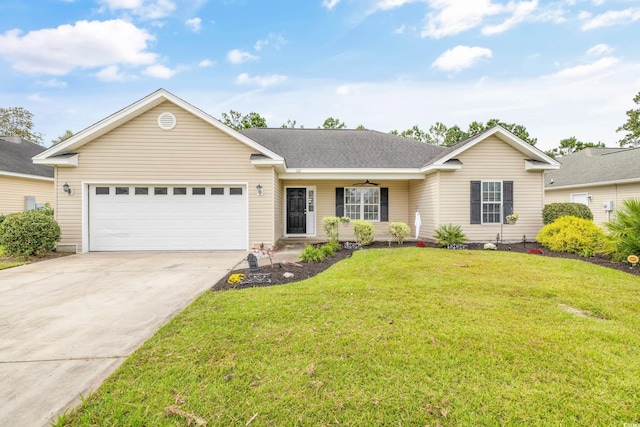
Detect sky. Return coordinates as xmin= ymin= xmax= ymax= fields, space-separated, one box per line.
xmin=0 ymin=0 xmax=639 ymax=151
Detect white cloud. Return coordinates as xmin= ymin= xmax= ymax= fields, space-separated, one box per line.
xmin=421 ymin=0 xmax=548 ymax=38
xmin=421 ymin=0 xmax=505 ymax=38
xmin=254 ymin=33 xmax=287 ymax=51
xmin=38 ymin=78 xmax=68 ymax=88
xmin=552 ymin=57 xmax=619 ymax=78
xmin=235 ymin=73 xmax=287 ymax=87
xmin=323 ymin=0 xmax=341 ymax=10
xmin=198 ymin=59 xmax=214 ymax=68
xmin=581 ymin=7 xmax=640 ymax=30
xmin=394 ymin=24 xmax=407 ymax=34
xmin=482 ymin=0 xmax=538 ymax=35
xmin=432 ymin=45 xmax=492 ymax=73
xmin=96 ymin=65 xmax=127 ymax=82
xmin=98 ymin=0 xmax=176 ymax=20
xmin=185 ymin=17 xmax=202 ymax=32
xmin=142 ymin=64 xmax=178 ymax=79
xmin=227 ymin=49 xmax=258 ymax=64
xmin=27 ymin=93 xmax=48 ymax=102
xmin=587 ymin=43 xmax=613 ymax=56
xmin=0 ymin=20 xmax=157 ymax=75
xmin=374 ymin=0 xmax=419 ymax=11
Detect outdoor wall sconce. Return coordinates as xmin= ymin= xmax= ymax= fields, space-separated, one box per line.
xmin=63 ymin=182 xmax=73 ymax=196
xmin=256 ymin=184 xmax=263 ymax=196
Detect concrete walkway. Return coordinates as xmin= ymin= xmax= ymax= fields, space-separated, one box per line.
xmin=0 ymin=251 xmax=245 ymax=427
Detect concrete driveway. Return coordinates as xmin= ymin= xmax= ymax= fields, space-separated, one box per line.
xmin=0 ymin=251 xmax=245 ymax=427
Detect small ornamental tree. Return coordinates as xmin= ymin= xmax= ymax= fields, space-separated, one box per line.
xmin=322 ymin=216 xmax=340 ymax=243
xmin=353 ymin=220 xmax=374 ymax=246
xmin=0 ymin=210 xmax=61 ymax=258
xmin=389 ymin=222 xmax=411 ymax=245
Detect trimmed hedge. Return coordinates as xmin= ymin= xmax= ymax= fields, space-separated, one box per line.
xmin=536 ymin=216 xmax=605 ymax=257
xmin=0 ymin=210 xmax=61 ymax=258
xmin=542 ymin=202 xmax=593 ymax=225
xmin=389 ymin=222 xmax=411 ymax=245
xmin=353 ymin=220 xmax=374 ymax=246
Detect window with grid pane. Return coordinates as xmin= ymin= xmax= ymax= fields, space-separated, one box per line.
xmin=344 ymin=187 xmax=380 ymax=221
xmin=482 ymin=181 xmax=502 ymax=223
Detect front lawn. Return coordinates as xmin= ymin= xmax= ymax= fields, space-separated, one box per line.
xmin=60 ymin=248 xmax=640 ymax=426
xmin=0 ymin=245 xmax=24 ymax=270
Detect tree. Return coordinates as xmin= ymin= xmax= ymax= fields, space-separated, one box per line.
xmin=51 ymin=130 xmax=74 ymax=146
xmin=281 ymin=119 xmax=298 ymax=128
xmin=424 ymin=122 xmax=448 ymax=146
xmin=355 ymin=124 xmax=367 ymax=130
xmin=220 ymin=110 xmax=267 ymax=131
xmin=321 ymin=117 xmax=346 ymax=129
xmin=545 ymin=136 xmax=605 ymax=158
xmin=617 ymin=91 xmax=640 ymax=147
xmin=0 ymin=106 xmax=44 ymax=145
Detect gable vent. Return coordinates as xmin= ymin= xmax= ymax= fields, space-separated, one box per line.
xmin=157 ymin=112 xmax=177 ymax=130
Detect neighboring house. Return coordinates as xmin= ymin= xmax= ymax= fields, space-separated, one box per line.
xmin=32 ymin=89 xmax=559 ymax=253
xmin=545 ymin=147 xmax=640 ymax=225
xmin=0 ymin=136 xmax=54 ymax=215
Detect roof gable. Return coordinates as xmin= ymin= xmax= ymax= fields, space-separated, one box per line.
xmin=424 ymin=126 xmax=560 ymax=170
xmin=0 ymin=137 xmax=54 ymax=179
xmin=33 ymin=89 xmax=284 ymax=165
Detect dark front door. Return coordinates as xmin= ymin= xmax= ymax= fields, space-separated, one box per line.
xmin=287 ymin=188 xmax=306 ymax=234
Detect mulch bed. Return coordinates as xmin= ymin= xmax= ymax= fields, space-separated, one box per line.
xmin=212 ymin=241 xmax=640 ymax=291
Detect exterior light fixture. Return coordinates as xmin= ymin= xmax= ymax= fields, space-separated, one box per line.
xmin=63 ymin=182 xmax=73 ymax=195
xmin=256 ymin=184 xmax=263 ymax=196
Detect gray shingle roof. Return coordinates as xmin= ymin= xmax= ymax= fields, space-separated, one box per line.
xmin=239 ymin=128 xmax=447 ymax=168
xmin=0 ymin=137 xmax=54 ymax=178
xmin=545 ymin=147 xmax=640 ymax=188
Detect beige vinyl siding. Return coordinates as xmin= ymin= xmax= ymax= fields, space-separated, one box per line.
xmin=0 ymin=175 xmax=54 ymax=215
xmin=281 ymin=180 xmax=410 ymax=241
xmin=273 ymin=170 xmax=284 ymax=242
xmin=437 ymin=136 xmax=545 ymax=242
xmin=408 ymin=175 xmax=436 ymax=239
xmin=56 ymin=101 xmax=274 ymax=251
xmin=545 ymin=181 xmax=640 ymax=226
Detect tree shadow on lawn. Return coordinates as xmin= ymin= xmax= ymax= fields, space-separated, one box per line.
xmin=213 ymin=240 xmax=640 ymax=291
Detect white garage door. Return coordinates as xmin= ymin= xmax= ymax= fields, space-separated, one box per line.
xmin=89 ymin=184 xmax=247 ymax=251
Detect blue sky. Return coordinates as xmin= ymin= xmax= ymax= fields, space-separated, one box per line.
xmin=0 ymin=0 xmax=639 ymax=150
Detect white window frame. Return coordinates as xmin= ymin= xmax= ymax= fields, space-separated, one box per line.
xmin=344 ymin=187 xmax=380 ymax=222
xmin=481 ymin=180 xmax=502 ymax=224
xmin=571 ymin=193 xmax=589 ymax=206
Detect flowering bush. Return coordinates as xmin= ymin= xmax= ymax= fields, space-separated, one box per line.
xmin=506 ymin=213 xmax=519 ymax=221
xmin=484 ymin=243 xmax=497 ymax=250
xmin=227 ymin=273 xmax=245 ymax=284
xmin=528 ymin=249 xmax=543 ymax=255
xmin=416 ymin=241 xmax=426 ymax=248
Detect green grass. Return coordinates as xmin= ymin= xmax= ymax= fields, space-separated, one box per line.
xmin=0 ymin=245 xmax=24 ymax=270
xmin=61 ymin=248 xmax=640 ymax=426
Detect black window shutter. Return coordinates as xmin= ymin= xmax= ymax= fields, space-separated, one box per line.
xmin=380 ymin=188 xmax=389 ymax=222
xmin=502 ymin=181 xmax=514 ymax=224
xmin=336 ymin=187 xmax=344 ymax=217
xmin=470 ymin=181 xmax=481 ymax=224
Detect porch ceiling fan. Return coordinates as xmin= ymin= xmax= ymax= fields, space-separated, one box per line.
xmin=352 ymin=179 xmax=379 ymax=186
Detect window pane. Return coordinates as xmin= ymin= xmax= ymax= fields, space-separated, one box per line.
xmin=230 ymin=187 xmax=243 ymax=195
xmin=211 ymin=188 xmax=224 ymax=195
xmin=115 ymin=187 xmax=129 ymax=195
xmin=154 ymin=187 xmax=168 ymax=195
xmin=192 ymin=187 xmax=205 ymax=195
xmin=173 ymin=187 xmax=187 ymax=195
xmin=95 ymin=187 xmax=109 ymax=195
xmin=135 ymin=187 xmax=149 ymax=195
xmin=344 ymin=187 xmax=361 ymax=220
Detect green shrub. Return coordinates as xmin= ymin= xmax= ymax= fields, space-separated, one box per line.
xmin=321 ymin=241 xmax=341 ymax=256
xmin=353 ymin=220 xmax=374 ymax=246
xmin=536 ymin=216 xmax=605 ymax=257
xmin=322 ymin=216 xmax=340 ymax=243
xmin=434 ymin=224 xmax=467 ymax=247
xmin=602 ymin=198 xmax=640 ymax=261
xmin=0 ymin=210 xmax=61 ymax=258
xmin=0 ymin=215 xmax=4 ymax=225
xmin=389 ymin=222 xmax=411 ymax=245
xmin=542 ymin=202 xmax=594 ymax=224
xmin=299 ymin=245 xmax=326 ymax=263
